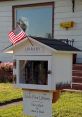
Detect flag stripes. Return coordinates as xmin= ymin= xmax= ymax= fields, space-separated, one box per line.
xmin=8 ymin=25 xmax=26 ymax=44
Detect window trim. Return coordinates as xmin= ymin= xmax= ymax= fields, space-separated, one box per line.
xmin=12 ymin=2 xmax=55 ymax=38
xmin=16 ymin=55 xmax=52 ymax=90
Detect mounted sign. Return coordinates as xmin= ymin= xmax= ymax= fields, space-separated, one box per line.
xmin=23 ymin=90 xmax=52 ymax=117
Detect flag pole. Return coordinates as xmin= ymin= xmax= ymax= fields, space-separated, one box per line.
xmin=26 ymin=36 xmax=33 ymax=46
xmin=17 ymin=24 xmax=33 ymax=46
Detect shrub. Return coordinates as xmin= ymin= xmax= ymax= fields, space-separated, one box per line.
xmin=0 ymin=62 xmax=13 ymax=83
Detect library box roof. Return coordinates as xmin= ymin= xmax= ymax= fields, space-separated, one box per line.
xmin=5 ymin=36 xmax=80 ymax=53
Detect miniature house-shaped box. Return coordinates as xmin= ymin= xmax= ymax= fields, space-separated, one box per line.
xmin=6 ymin=36 xmax=79 ymax=91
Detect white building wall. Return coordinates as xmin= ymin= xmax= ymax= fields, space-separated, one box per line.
xmin=53 ymin=53 xmax=72 ymax=85
xmin=54 ymin=0 xmax=82 ymax=63
xmin=0 ymin=0 xmax=82 ymax=62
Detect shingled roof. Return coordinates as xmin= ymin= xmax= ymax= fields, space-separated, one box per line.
xmin=30 ymin=36 xmax=80 ymax=52
xmin=4 ymin=36 xmax=80 ymax=53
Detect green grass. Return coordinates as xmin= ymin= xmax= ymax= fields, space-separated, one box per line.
xmin=52 ymin=91 xmax=82 ymax=117
xmin=0 ymin=84 xmax=82 ymax=117
xmin=0 ymin=83 xmax=22 ymax=103
xmin=0 ymin=91 xmax=82 ymax=117
xmin=0 ymin=104 xmax=28 ymax=117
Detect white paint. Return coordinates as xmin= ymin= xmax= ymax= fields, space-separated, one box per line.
xmin=54 ymin=0 xmax=82 ymax=63
xmin=54 ymin=53 xmax=72 ymax=85
xmin=1 ymin=0 xmax=82 ymax=63
xmin=8 ymin=35 xmax=75 ymax=117
xmin=16 ymin=55 xmax=52 ymax=90
xmin=11 ymin=37 xmax=74 ymax=91
xmin=13 ymin=38 xmax=53 ymax=56
xmin=23 ymin=90 xmax=52 ymax=117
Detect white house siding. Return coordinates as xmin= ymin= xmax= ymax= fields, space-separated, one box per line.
xmin=54 ymin=0 xmax=82 ymax=63
xmin=0 ymin=0 xmax=53 ymax=62
xmin=0 ymin=0 xmax=82 ymax=62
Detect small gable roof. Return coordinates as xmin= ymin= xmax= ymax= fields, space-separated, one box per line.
xmin=4 ymin=36 xmax=80 ymax=53
xmin=30 ymin=36 xmax=80 ymax=52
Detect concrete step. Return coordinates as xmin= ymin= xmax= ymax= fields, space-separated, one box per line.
xmin=72 ymin=76 xmax=82 ymax=83
xmin=72 ymin=70 xmax=82 ymax=73
xmin=72 ymin=82 xmax=82 ymax=90
xmin=63 ymin=89 xmax=82 ymax=93
xmin=73 ymin=64 xmax=82 ymax=70
xmin=72 ymin=71 xmax=82 ymax=77
xmin=72 ymin=64 xmax=82 ymax=90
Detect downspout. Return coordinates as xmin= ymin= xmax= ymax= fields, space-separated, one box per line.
xmin=72 ymin=0 xmax=75 ymax=12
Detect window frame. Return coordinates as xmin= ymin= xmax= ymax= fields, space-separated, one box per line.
xmin=12 ymin=2 xmax=54 ymax=38
xmin=19 ymin=60 xmax=48 ymax=85
xmin=16 ymin=55 xmax=52 ymax=90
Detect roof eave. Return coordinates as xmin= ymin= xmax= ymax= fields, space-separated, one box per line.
xmin=4 ymin=36 xmax=80 ymax=54
xmin=57 ymin=50 xmax=80 ymax=54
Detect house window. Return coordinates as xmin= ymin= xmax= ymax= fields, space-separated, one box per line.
xmin=19 ymin=60 xmax=48 ymax=85
xmin=12 ymin=2 xmax=54 ymax=38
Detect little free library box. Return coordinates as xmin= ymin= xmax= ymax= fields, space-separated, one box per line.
xmin=5 ymin=36 xmax=79 ymax=117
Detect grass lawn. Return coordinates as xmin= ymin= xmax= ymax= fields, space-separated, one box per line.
xmin=0 ymin=84 xmax=82 ymax=117
xmin=0 ymin=83 xmax=22 ymax=104
xmin=52 ymin=91 xmax=82 ymax=117
xmin=0 ymin=91 xmax=82 ymax=117
xmin=0 ymin=104 xmax=28 ymax=117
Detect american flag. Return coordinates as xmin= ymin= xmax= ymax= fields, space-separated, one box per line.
xmin=8 ymin=25 xmax=27 ymax=44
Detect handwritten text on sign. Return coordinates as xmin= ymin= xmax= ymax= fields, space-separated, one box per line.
xmin=23 ymin=90 xmax=52 ymax=117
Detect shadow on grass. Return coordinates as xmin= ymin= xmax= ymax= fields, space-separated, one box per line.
xmin=0 ymin=98 xmax=23 ymax=106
